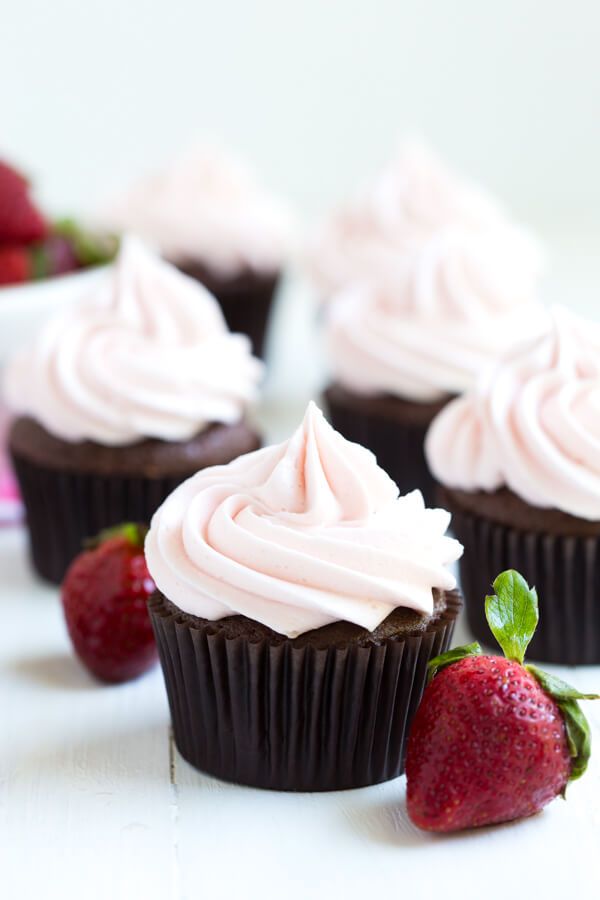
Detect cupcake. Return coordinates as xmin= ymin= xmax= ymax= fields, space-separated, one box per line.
xmin=322 ymin=219 xmax=547 ymax=505
xmin=145 ymin=402 xmax=463 ymax=791
xmin=102 ymin=143 xmax=293 ymax=358
xmin=426 ymin=308 xmax=600 ymax=665
xmin=313 ymin=141 xmax=547 ymax=503
xmin=4 ymin=237 xmax=263 ymax=584
xmin=308 ymin=139 xmax=520 ymax=298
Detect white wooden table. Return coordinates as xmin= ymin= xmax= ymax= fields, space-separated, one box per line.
xmin=2 ymin=521 xmax=600 ymax=900
xmin=2 ymin=231 xmax=600 ymax=899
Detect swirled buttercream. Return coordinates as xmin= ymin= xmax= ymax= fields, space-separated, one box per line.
xmin=309 ymin=139 xmax=535 ymax=295
xmin=425 ymin=309 xmax=600 ymax=519
xmin=102 ymin=143 xmax=293 ymax=275
xmin=3 ymin=237 xmax=263 ymax=445
xmin=145 ymin=402 xmax=463 ymax=637
xmin=325 ymin=224 xmax=548 ymax=402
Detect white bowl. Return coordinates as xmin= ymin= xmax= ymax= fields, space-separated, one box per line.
xmin=0 ymin=266 xmax=107 ymax=368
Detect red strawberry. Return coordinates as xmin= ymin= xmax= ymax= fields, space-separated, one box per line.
xmin=0 ymin=160 xmax=28 ymax=195
xmin=406 ymin=570 xmax=598 ymax=832
xmin=0 ymin=159 xmax=47 ymax=244
xmin=0 ymin=245 xmax=30 ymax=285
xmin=61 ymin=523 xmax=157 ymax=683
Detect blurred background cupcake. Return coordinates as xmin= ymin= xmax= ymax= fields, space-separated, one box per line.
xmin=101 ymin=143 xmax=295 ymax=359
xmin=146 ymin=402 xmax=463 ymax=791
xmin=308 ymin=140 xmax=508 ymax=298
xmin=426 ymin=307 xmax=600 ymax=665
xmin=3 ymin=236 xmax=263 ymax=584
xmin=314 ymin=141 xmax=547 ymax=503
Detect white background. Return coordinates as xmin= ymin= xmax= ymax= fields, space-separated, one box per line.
xmin=2 ymin=5 xmax=600 ymax=899
xmin=3 ymin=0 xmax=600 ymax=230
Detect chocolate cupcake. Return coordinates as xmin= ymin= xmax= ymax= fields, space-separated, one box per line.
xmin=308 ymin=139 xmax=510 ymax=298
xmin=3 ymin=237 xmax=263 ymax=583
xmin=311 ymin=141 xmax=547 ymax=504
xmin=426 ymin=309 xmax=600 ymax=665
xmin=323 ymin=258 xmax=547 ymax=506
xmin=145 ymin=402 xmax=463 ymax=791
xmin=102 ymin=144 xmax=294 ymax=357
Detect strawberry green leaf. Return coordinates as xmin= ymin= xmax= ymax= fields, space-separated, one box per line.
xmin=527 ymin=665 xmax=599 ymax=782
xmin=85 ymin=522 xmax=148 ymax=551
xmin=427 ymin=642 xmax=482 ymax=683
xmin=53 ymin=218 xmax=119 ymax=267
xmin=485 ymin=570 xmax=538 ymax=664
xmin=29 ymin=243 xmax=50 ymax=280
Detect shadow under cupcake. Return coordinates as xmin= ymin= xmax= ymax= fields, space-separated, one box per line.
xmin=145 ymin=402 xmax=463 ymax=791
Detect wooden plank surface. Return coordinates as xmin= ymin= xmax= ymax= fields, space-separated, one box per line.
xmin=2 ymin=257 xmax=600 ymax=899
xmin=2 ymin=521 xmax=599 ymax=900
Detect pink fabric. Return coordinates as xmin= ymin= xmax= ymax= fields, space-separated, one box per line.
xmin=0 ymin=404 xmax=22 ymax=523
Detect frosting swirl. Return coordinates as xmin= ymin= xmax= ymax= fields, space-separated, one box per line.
xmin=3 ymin=237 xmax=263 ymax=446
xmin=309 ymin=140 xmax=519 ymax=295
xmin=102 ymin=143 xmax=294 ymax=276
xmin=145 ymin=402 xmax=463 ymax=637
xmin=425 ymin=309 xmax=600 ymax=519
xmin=325 ymin=223 xmax=547 ymax=402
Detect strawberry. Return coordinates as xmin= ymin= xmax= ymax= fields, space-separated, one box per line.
xmin=0 ymin=160 xmax=47 ymax=244
xmin=406 ymin=570 xmax=598 ymax=832
xmin=0 ymin=160 xmax=28 ymax=196
xmin=61 ymin=523 xmax=157 ymax=683
xmin=0 ymin=245 xmax=30 ymax=285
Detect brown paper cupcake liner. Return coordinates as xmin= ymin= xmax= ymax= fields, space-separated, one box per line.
xmin=148 ymin=591 xmax=461 ymax=792
xmin=324 ymin=387 xmax=448 ymax=508
xmin=177 ymin=263 xmax=279 ymax=359
xmin=11 ymin=452 xmax=186 ymax=584
xmin=447 ymin=503 xmax=600 ymax=665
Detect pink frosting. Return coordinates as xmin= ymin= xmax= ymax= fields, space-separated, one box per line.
xmin=309 ymin=139 xmax=524 ymax=296
xmin=145 ymin=403 xmax=462 ymax=637
xmin=325 ymin=221 xmax=547 ymax=401
xmin=425 ymin=309 xmax=600 ymax=519
xmin=3 ymin=238 xmax=263 ymax=446
xmin=102 ymin=143 xmax=294 ymax=276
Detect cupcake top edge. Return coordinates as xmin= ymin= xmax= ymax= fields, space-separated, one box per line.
xmin=144 ymin=401 xmax=463 ymax=639
xmin=2 ymin=236 xmax=264 ymax=446
xmin=324 ymin=258 xmax=549 ymax=403
xmin=307 ymin=137 xmax=543 ymax=298
xmin=100 ymin=142 xmax=295 ymax=277
xmin=425 ymin=307 xmax=600 ymax=520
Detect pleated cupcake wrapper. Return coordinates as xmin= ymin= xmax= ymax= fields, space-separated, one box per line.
xmin=11 ymin=451 xmax=186 ymax=585
xmin=217 ymin=284 xmax=275 ymax=361
xmin=180 ymin=269 xmax=277 ymax=360
xmin=448 ymin=504 xmax=600 ymax=665
xmin=148 ymin=592 xmax=461 ymax=792
xmin=325 ymin=393 xmax=438 ymax=508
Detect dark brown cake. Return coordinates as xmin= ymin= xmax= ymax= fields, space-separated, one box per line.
xmin=176 ymin=259 xmax=279 ymax=359
xmin=440 ymin=485 xmax=600 ymax=665
xmin=10 ymin=416 xmax=261 ymax=585
xmin=324 ymin=383 xmax=452 ymax=507
xmin=148 ymin=587 xmax=462 ymax=791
